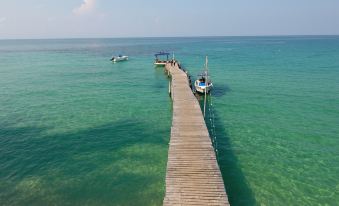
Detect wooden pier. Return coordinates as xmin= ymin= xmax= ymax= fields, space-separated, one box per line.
xmin=163 ymin=63 xmax=229 ymax=205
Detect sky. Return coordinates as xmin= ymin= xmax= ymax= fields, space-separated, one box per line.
xmin=0 ymin=0 xmax=339 ymax=39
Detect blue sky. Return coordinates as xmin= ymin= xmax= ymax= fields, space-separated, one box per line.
xmin=0 ymin=0 xmax=339 ymax=39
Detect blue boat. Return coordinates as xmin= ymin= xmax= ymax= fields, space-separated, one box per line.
xmin=154 ymin=52 xmax=170 ymax=66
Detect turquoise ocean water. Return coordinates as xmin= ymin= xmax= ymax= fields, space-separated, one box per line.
xmin=0 ymin=36 xmax=338 ymax=205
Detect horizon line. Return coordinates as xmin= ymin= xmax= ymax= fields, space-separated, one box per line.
xmin=1 ymin=34 xmax=339 ymax=41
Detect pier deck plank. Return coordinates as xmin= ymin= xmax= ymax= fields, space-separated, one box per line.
xmin=163 ymin=63 xmax=229 ymax=206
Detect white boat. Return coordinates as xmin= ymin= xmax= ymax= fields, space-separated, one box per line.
xmin=194 ymin=72 xmax=213 ymax=94
xmin=194 ymin=56 xmax=213 ymax=94
xmin=111 ymin=55 xmax=128 ymax=62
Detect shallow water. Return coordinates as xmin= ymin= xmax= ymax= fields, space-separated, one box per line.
xmin=0 ymin=36 xmax=338 ymax=205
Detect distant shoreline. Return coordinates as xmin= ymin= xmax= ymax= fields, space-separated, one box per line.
xmin=1 ymin=34 xmax=339 ymax=41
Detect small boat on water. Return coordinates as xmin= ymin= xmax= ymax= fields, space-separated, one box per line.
xmin=194 ymin=57 xmax=213 ymax=94
xmin=111 ymin=55 xmax=128 ymax=62
xmin=154 ymin=52 xmax=170 ymax=66
xmin=194 ymin=72 xmax=213 ymax=94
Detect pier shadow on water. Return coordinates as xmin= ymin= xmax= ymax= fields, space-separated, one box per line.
xmin=198 ymin=95 xmax=257 ymax=206
xmin=0 ymin=119 xmax=169 ymax=206
xmin=212 ymin=84 xmax=231 ymax=97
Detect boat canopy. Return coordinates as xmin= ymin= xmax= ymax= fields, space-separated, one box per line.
xmin=155 ymin=52 xmax=170 ymax=59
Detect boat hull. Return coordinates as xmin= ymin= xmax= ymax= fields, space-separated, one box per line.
xmin=112 ymin=56 xmax=128 ymax=62
xmin=154 ymin=61 xmax=167 ymax=66
xmin=194 ymin=80 xmax=212 ymax=94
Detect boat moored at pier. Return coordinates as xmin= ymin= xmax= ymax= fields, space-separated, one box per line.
xmin=194 ymin=72 xmax=213 ymax=94
xmin=194 ymin=57 xmax=213 ymax=94
xmin=154 ymin=52 xmax=170 ymax=66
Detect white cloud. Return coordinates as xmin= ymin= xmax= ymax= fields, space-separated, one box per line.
xmin=0 ymin=17 xmax=7 ymax=24
xmin=73 ymin=0 xmax=96 ymax=15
